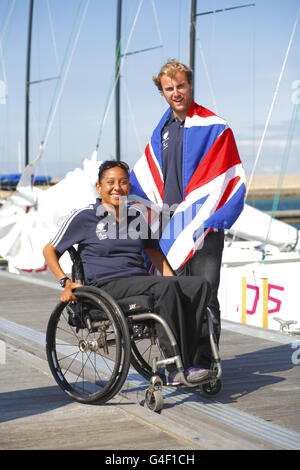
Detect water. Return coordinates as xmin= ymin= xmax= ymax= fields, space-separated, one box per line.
xmin=246 ymin=197 xmax=300 ymax=229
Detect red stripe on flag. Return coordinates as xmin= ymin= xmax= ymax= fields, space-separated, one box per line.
xmin=187 ymin=101 xmax=216 ymax=119
xmin=145 ymin=144 xmax=164 ymax=200
xmin=177 ymin=248 xmax=194 ymax=269
xmin=215 ymin=176 xmax=240 ymax=211
xmin=185 ymin=128 xmax=241 ymax=197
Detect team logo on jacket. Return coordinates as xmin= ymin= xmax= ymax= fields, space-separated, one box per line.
xmin=162 ymin=130 xmax=169 ymax=151
xmin=96 ymin=221 xmax=108 ymax=240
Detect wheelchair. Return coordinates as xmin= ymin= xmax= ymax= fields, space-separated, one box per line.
xmin=46 ymin=247 xmax=222 ymax=412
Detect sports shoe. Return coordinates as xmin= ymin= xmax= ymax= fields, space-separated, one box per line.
xmin=185 ymin=366 xmax=210 ymax=383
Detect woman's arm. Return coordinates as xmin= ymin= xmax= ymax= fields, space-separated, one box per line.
xmin=43 ymin=243 xmax=83 ymax=302
xmin=145 ymin=247 xmax=175 ymax=276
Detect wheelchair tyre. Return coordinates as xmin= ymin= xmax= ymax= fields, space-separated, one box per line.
xmin=144 ymin=389 xmax=163 ymax=413
xmin=46 ymin=289 xmax=131 ymax=404
xmin=199 ymin=379 xmax=222 ymax=397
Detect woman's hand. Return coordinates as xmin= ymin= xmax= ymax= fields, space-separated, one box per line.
xmin=60 ymin=281 xmax=83 ymax=303
xmin=145 ymin=247 xmax=175 ymax=276
xmin=43 ymin=243 xmax=84 ymax=302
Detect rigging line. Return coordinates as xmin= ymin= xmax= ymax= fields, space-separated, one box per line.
xmin=30 ymin=0 xmax=60 ymax=182
xmin=121 ymin=44 xmax=162 ymax=57
xmin=46 ymin=0 xmax=60 ymax=71
xmin=229 ymin=2 xmax=256 ymax=245
xmin=195 ymin=3 xmax=255 ymax=17
xmin=0 ymin=41 xmax=7 ymax=91
xmin=95 ymin=0 xmax=144 ymax=151
xmin=46 ymin=0 xmax=62 ymax=168
xmin=40 ymin=0 xmax=90 ymax=152
xmin=121 ymin=77 xmax=143 ymax=155
xmin=0 ymin=0 xmax=17 ymax=86
xmin=30 ymin=76 xmax=60 ymax=85
xmin=196 ymin=36 xmax=219 ymax=114
xmin=0 ymin=0 xmax=17 ymax=47
xmin=246 ymin=8 xmax=300 ymax=200
xmin=151 ymin=0 xmax=163 ymax=46
xmin=272 ymin=105 xmax=299 ymax=216
xmin=0 ymin=0 xmax=18 ymax=166
xmin=261 ymin=101 xmax=300 ymax=260
xmin=230 ymin=8 xmax=300 ymax=247
xmin=25 ymin=0 xmax=89 ymax=185
xmin=121 ymin=2 xmax=164 ymax=58
xmin=30 ymin=102 xmax=42 ymax=158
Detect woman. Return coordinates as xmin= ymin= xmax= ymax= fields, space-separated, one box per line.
xmin=43 ymin=160 xmax=212 ymax=385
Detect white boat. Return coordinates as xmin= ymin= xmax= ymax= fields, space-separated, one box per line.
xmin=219 ymin=203 xmax=300 ymax=334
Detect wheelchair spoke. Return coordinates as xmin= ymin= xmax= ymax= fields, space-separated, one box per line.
xmin=130 ymin=323 xmax=166 ymax=383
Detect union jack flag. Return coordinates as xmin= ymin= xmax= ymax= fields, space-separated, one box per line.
xmin=129 ymin=101 xmax=246 ymax=271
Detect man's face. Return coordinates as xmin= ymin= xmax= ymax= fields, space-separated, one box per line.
xmin=160 ymin=71 xmax=193 ymax=120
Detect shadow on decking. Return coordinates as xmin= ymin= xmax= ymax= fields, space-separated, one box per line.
xmin=218 ymin=342 xmax=298 ymax=403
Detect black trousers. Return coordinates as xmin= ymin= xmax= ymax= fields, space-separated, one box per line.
xmin=175 ymin=230 xmax=224 ymax=365
xmin=175 ymin=230 xmax=224 ymax=320
xmin=96 ymin=276 xmax=211 ymax=369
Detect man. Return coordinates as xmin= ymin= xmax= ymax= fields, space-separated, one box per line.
xmin=130 ymin=59 xmax=245 ymax=368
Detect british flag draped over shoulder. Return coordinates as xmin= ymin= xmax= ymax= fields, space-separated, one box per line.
xmin=129 ymin=100 xmax=246 ymax=271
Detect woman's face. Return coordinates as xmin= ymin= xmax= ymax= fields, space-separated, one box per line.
xmin=96 ymin=166 xmax=131 ymax=210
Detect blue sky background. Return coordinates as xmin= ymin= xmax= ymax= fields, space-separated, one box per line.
xmin=0 ymin=0 xmax=299 ymax=179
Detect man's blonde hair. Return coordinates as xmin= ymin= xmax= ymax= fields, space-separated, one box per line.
xmin=152 ymin=59 xmax=193 ymax=92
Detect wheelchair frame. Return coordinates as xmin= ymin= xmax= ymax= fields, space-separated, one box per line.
xmin=46 ymin=247 xmax=222 ymax=412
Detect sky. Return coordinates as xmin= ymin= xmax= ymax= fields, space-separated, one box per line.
xmin=0 ymin=0 xmax=299 ymax=180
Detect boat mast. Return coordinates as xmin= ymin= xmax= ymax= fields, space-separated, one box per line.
xmin=115 ymin=0 xmax=122 ymax=161
xmin=189 ymin=0 xmax=197 ymax=100
xmin=25 ymin=0 xmax=34 ymax=168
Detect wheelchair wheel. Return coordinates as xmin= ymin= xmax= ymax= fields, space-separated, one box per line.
xmin=199 ymin=379 xmax=222 ymax=397
xmin=130 ymin=321 xmax=166 ymax=384
xmin=144 ymin=375 xmax=164 ymax=413
xmin=46 ymin=288 xmax=131 ymax=404
xmin=144 ymin=389 xmax=163 ymax=413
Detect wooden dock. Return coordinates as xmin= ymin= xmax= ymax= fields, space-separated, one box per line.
xmin=1 ymin=174 xmax=300 ymax=201
xmin=246 ymin=174 xmax=300 ymax=198
xmin=0 ymin=269 xmax=300 ymax=451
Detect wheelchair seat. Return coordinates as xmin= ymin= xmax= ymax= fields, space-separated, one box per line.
xmin=117 ymin=295 xmax=154 ymax=315
xmin=67 ymin=294 xmax=154 ymax=325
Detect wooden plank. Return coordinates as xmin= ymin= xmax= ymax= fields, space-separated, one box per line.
xmin=0 ymin=273 xmax=300 ymax=449
xmin=0 ymin=345 xmax=202 ymax=450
